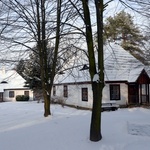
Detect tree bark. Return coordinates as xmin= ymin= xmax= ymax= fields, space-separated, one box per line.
xmin=90 ymin=82 xmax=102 ymax=141
xmin=50 ymin=0 xmax=61 ymax=85
xmin=89 ymin=0 xmax=104 ymax=142
xmin=36 ymin=0 xmax=51 ymax=117
xmin=44 ymin=0 xmax=61 ymax=116
xmin=81 ymin=0 xmax=103 ymax=142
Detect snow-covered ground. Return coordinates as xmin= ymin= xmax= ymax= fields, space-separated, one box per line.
xmin=0 ymin=102 xmax=150 ymax=150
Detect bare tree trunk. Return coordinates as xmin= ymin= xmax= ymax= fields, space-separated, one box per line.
xmin=90 ymin=0 xmax=104 ymax=142
xmin=82 ymin=0 xmax=103 ymax=141
xmin=36 ymin=0 xmax=51 ymax=117
xmin=81 ymin=0 xmax=96 ymax=78
xmin=50 ymin=0 xmax=61 ymax=86
xmin=90 ymin=82 xmax=102 ymax=141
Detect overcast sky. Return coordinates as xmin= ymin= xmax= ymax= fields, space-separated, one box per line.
xmin=0 ymin=0 xmax=148 ymax=70
xmin=104 ymin=0 xmax=148 ymax=27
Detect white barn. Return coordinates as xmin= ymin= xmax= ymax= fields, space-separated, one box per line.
xmin=0 ymin=69 xmax=33 ymax=102
xmin=52 ymin=43 xmax=150 ymax=108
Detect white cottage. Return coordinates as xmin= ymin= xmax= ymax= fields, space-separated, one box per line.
xmin=0 ymin=69 xmax=33 ymax=102
xmin=53 ymin=43 xmax=150 ymax=108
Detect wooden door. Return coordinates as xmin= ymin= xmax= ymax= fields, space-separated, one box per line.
xmin=128 ymin=84 xmax=139 ymax=104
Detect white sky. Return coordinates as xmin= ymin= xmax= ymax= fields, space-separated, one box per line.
xmin=0 ymin=0 xmax=148 ymax=70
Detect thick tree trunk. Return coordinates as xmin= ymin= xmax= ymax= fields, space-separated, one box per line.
xmin=81 ymin=0 xmax=103 ymax=142
xmin=45 ymin=0 xmax=61 ymax=116
xmin=43 ymin=91 xmax=51 ymax=117
xmin=36 ymin=0 xmax=51 ymax=117
xmin=44 ymin=85 xmax=53 ymax=117
xmin=90 ymin=0 xmax=104 ymax=141
xmin=90 ymin=82 xmax=103 ymax=141
xmin=41 ymin=0 xmax=51 ymax=117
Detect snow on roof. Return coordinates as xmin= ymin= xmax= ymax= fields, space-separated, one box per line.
xmin=0 ymin=69 xmax=26 ymax=90
xmin=55 ymin=43 xmax=147 ymax=84
xmin=145 ymin=66 xmax=150 ymax=77
xmin=55 ymin=68 xmax=90 ymax=84
xmin=104 ymin=43 xmax=144 ymax=82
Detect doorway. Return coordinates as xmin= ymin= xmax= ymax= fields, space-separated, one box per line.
xmin=128 ymin=84 xmax=139 ymax=104
xmin=139 ymin=84 xmax=149 ymax=104
xmin=0 ymin=92 xmax=3 ymax=102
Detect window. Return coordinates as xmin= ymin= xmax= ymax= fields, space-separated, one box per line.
xmin=110 ymin=85 xmax=120 ymax=100
xmin=53 ymin=86 xmax=56 ymax=96
xmin=64 ymin=85 xmax=68 ymax=97
xmin=9 ymin=91 xmax=14 ymax=98
xmin=82 ymin=88 xmax=88 ymax=102
xmin=24 ymin=91 xmax=29 ymax=96
xmin=141 ymin=84 xmax=146 ymax=95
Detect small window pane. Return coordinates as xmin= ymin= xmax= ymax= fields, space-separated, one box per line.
xmin=82 ymin=88 xmax=88 ymax=102
xmin=24 ymin=91 xmax=29 ymax=96
xmin=141 ymin=84 xmax=146 ymax=95
xmin=110 ymin=85 xmax=120 ymax=100
xmin=9 ymin=91 xmax=14 ymax=98
xmin=53 ymin=86 xmax=56 ymax=96
xmin=64 ymin=85 xmax=68 ymax=97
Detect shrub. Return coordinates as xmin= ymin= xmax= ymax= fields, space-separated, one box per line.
xmin=51 ymin=96 xmax=66 ymax=107
xmin=16 ymin=95 xmax=29 ymax=101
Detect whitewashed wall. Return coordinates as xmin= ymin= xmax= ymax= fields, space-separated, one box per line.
xmin=3 ymin=89 xmax=33 ymax=102
xmin=66 ymin=84 xmax=93 ymax=108
xmin=102 ymin=83 xmax=128 ymax=105
xmin=53 ymin=82 xmax=128 ymax=109
xmin=53 ymin=84 xmax=93 ymax=108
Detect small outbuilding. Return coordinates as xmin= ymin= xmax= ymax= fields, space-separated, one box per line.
xmin=0 ymin=69 xmax=33 ymax=102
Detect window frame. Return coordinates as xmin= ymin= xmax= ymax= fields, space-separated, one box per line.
xmin=109 ymin=84 xmax=120 ymax=100
xmin=63 ymin=85 xmax=68 ymax=98
xmin=53 ymin=86 xmax=56 ymax=96
xmin=82 ymin=88 xmax=88 ymax=102
xmin=9 ymin=91 xmax=15 ymax=98
xmin=24 ymin=91 xmax=29 ymax=96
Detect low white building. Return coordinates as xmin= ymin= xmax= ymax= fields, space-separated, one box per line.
xmin=52 ymin=43 xmax=150 ymax=108
xmin=0 ymin=69 xmax=33 ymax=102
